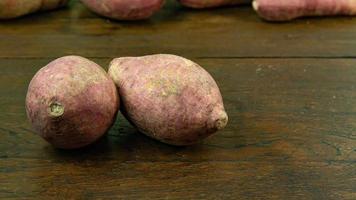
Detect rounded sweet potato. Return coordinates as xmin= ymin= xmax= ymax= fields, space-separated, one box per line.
xmin=108 ymin=54 xmax=228 ymax=146
xmin=80 ymin=0 xmax=165 ymax=20
xmin=178 ymin=0 xmax=251 ymax=9
xmin=26 ymin=56 xmax=119 ymax=149
xmin=0 ymin=0 xmax=68 ymax=19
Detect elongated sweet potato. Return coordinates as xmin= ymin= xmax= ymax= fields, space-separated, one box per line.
xmin=80 ymin=0 xmax=165 ymax=20
xmin=26 ymin=56 xmax=119 ymax=149
xmin=179 ymin=0 xmax=251 ymax=9
xmin=0 ymin=0 xmax=68 ymax=19
xmin=109 ymin=54 xmax=228 ymax=146
xmin=253 ymin=0 xmax=356 ymax=21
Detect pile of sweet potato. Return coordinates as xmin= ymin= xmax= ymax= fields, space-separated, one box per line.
xmin=3 ymin=0 xmax=356 ymax=21
xmin=18 ymin=0 xmax=356 ymax=149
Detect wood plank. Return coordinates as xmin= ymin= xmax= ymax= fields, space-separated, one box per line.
xmin=1 ymin=2 xmax=356 ymax=58
xmin=1 ymin=160 xmax=354 ymax=199
xmin=0 ymin=58 xmax=355 ymax=199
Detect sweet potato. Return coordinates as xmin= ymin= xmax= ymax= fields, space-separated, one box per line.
xmin=108 ymin=54 xmax=228 ymax=146
xmin=253 ymin=0 xmax=356 ymax=21
xmin=80 ymin=0 xmax=165 ymax=20
xmin=178 ymin=0 xmax=251 ymax=9
xmin=0 ymin=0 xmax=68 ymax=19
xmin=26 ymin=56 xmax=119 ymax=149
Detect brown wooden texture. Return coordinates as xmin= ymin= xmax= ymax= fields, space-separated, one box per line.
xmin=0 ymin=1 xmax=356 ymax=199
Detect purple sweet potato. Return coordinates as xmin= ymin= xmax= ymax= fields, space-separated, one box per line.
xmin=26 ymin=56 xmax=119 ymax=149
xmin=253 ymin=0 xmax=356 ymax=21
xmin=0 ymin=0 xmax=68 ymax=19
xmin=80 ymin=0 xmax=165 ymax=20
xmin=178 ymin=0 xmax=251 ymax=9
xmin=108 ymin=54 xmax=228 ymax=146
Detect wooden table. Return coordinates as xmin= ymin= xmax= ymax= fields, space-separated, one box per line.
xmin=1 ymin=1 xmax=355 ymax=199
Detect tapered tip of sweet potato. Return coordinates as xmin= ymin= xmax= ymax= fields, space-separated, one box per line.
xmin=216 ymin=113 xmax=228 ymax=130
xmin=252 ymin=1 xmax=259 ymax=11
xmin=209 ymin=109 xmax=228 ymax=131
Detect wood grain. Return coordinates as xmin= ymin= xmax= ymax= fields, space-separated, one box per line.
xmin=1 ymin=2 xmax=356 ymax=58
xmin=0 ymin=1 xmax=355 ymax=199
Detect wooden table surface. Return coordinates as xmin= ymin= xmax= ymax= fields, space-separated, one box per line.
xmin=1 ymin=1 xmax=356 ymax=199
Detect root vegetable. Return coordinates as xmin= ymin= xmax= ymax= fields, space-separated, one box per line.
xmin=80 ymin=0 xmax=165 ymax=20
xmin=108 ymin=54 xmax=228 ymax=146
xmin=0 ymin=0 xmax=68 ymax=19
xmin=26 ymin=56 xmax=119 ymax=149
xmin=253 ymin=0 xmax=356 ymax=21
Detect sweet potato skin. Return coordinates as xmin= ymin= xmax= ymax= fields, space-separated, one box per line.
xmin=26 ymin=56 xmax=119 ymax=149
xmin=179 ymin=0 xmax=251 ymax=9
xmin=0 ymin=0 xmax=68 ymax=19
xmin=109 ymin=54 xmax=228 ymax=146
xmin=253 ymin=0 xmax=356 ymax=21
xmin=80 ymin=0 xmax=165 ymax=20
